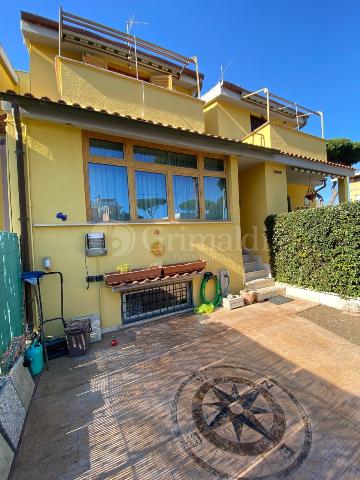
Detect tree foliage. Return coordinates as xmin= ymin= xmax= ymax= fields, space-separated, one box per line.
xmin=326 ymin=138 xmax=360 ymax=166
xmin=137 ymin=198 xmax=167 ymax=219
xmin=265 ymin=202 xmax=360 ymax=298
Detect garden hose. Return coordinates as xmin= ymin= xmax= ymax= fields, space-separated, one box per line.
xmin=199 ymin=272 xmax=223 ymax=308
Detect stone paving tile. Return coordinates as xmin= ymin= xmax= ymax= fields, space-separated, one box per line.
xmin=10 ymin=299 xmax=360 ymax=480
xmin=340 ymin=466 xmax=360 ymax=480
xmin=287 ymin=413 xmax=360 ymax=480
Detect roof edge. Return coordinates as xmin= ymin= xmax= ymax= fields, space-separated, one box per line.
xmin=0 ymin=45 xmax=19 ymax=85
xmin=0 ymin=90 xmax=354 ymax=173
xmin=20 ymin=10 xmax=204 ymax=82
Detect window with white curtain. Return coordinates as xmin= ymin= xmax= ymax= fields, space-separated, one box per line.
xmin=88 ymin=163 xmax=130 ymax=222
xmin=173 ymin=175 xmax=199 ymax=219
xmin=204 ymin=177 xmax=228 ymax=221
xmin=135 ymin=171 xmax=168 ymax=220
xmin=85 ymin=134 xmax=229 ymax=222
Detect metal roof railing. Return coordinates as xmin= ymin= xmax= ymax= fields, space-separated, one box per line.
xmin=58 ymin=8 xmax=201 ymax=96
xmin=242 ymin=88 xmax=324 ymax=138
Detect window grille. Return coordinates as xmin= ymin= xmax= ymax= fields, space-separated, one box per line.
xmin=121 ymin=282 xmax=193 ymax=324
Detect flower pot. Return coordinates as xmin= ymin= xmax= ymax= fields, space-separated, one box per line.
xmin=104 ymin=266 xmax=162 ymax=285
xmin=162 ymin=260 xmax=206 ymax=276
xmin=242 ymin=290 xmax=256 ymax=305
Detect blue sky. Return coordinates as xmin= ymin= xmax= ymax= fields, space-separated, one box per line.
xmin=1 ymin=1 xmax=358 ymax=203
xmin=1 ymin=0 xmax=359 ymax=141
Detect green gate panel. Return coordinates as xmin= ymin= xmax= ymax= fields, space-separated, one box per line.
xmin=0 ymin=232 xmax=24 ymax=356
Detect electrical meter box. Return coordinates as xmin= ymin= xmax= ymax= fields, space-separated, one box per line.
xmin=85 ymin=233 xmax=107 ymax=256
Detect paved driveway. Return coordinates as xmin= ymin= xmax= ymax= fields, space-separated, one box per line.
xmin=11 ymin=299 xmax=360 ymax=479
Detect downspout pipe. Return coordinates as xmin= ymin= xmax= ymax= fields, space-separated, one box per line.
xmin=12 ymin=102 xmax=33 ymax=330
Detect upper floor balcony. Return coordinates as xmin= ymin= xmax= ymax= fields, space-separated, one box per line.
xmin=21 ymin=9 xmax=205 ymax=132
xmin=55 ymin=56 xmax=205 ymax=132
xmin=202 ymin=82 xmax=327 ymax=162
xmin=242 ymin=121 xmax=327 ymax=162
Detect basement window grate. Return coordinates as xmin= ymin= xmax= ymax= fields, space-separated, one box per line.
xmin=121 ymin=281 xmax=193 ymax=325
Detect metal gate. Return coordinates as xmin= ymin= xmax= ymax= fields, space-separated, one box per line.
xmin=0 ymin=232 xmax=23 ymax=355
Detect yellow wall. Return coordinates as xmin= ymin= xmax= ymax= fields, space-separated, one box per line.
xmin=6 ymin=122 xmax=21 ymax=236
xmin=243 ymin=122 xmax=272 ymax=148
xmin=56 ymin=56 xmax=205 ymax=132
xmin=244 ymin=123 xmax=327 ymax=162
xmin=239 ymin=162 xmax=288 ymax=258
xmin=204 ymin=101 xmax=251 ymax=140
xmin=13 ymin=119 xmax=242 ymax=335
xmin=264 ymin=162 xmax=288 ymax=215
xmin=287 ymin=184 xmax=316 ymax=210
xmin=269 ymin=123 xmax=327 ymax=162
xmin=25 ymin=121 xmax=86 ymax=224
xmin=0 ymin=62 xmax=17 ymax=92
xmin=29 ymin=44 xmax=80 ymax=99
xmin=16 ymin=71 xmax=30 ymax=94
xmin=238 ymin=163 xmax=267 ymax=256
xmin=338 ymin=177 xmax=350 ymax=203
xmin=350 ymin=179 xmax=360 ymax=201
xmin=203 ymin=103 xmax=220 ymax=136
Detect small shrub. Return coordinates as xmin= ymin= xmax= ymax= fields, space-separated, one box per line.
xmin=265 ymin=202 xmax=360 ymax=298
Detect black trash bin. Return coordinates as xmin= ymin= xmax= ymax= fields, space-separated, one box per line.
xmin=64 ymin=319 xmax=91 ymax=356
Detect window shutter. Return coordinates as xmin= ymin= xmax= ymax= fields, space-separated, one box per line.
xmin=150 ymin=74 xmax=173 ymax=90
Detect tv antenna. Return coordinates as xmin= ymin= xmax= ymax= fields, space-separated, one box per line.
xmin=126 ymin=14 xmax=148 ymax=34
xmin=125 ymin=15 xmax=149 ymax=80
xmin=219 ymin=61 xmax=231 ymax=84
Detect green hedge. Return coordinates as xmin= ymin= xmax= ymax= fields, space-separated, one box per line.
xmin=265 ymin=202 xmax=360 ymax=298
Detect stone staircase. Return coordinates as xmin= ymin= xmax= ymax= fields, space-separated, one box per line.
xmin=242 ymin=249 xmax=285 ymax=302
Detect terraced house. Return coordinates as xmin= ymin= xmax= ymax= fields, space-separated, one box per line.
xmin=0 ymin=10 xmax=353 ymax=333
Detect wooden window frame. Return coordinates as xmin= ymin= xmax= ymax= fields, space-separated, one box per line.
xmin=82 ymin=131 xmax=229 ymax=223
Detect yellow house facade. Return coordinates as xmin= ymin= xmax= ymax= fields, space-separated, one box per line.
xmin=0 ymin=10 xmax=354 ymax=334
xmin=350 ymin=173 xmax=360 ymax=201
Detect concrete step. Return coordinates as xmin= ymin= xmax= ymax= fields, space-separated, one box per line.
xmin=242 ymin=248 xmax=252 ymax=256
xmin=244 ymin=262 xmax=261 ymax=273
xmin=255 ymin=285 xmax=286 ymax=302
xmin=244 ymin=270 xmax=267 ymax=282
xmin=242 ymin=254 xmax=251 ymax=263
xmin=245 ymin=278 xmax=275 ymax=290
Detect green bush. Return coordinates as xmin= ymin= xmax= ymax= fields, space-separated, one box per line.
xmin=265 ymin=202 xmax=360 ymax=298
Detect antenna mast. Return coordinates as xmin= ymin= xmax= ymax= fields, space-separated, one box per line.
xmin=126 ymin=15 xmax=148 ymax=80
xmin=219 ymin=61 xmax=231 ymax=84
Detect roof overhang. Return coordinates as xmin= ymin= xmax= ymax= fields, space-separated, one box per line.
xmin=0 ymin=91 xmax=354 ymax=178
xmin=0 ymin=91 xmax=278 ymax=160
xmin=0 ymin=45 xmax=19 ymax=85
xmin=202 ymin=82 xmax=308 ymax=128
xmin=273 ymin=153 xmax=352 ymax=178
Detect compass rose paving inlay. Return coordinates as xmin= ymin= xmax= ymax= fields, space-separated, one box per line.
xmin=172 ymin=365 xmax=312 ymax=479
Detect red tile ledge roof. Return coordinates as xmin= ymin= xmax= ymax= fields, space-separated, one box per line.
xmin=109 ymin=269 xmax=205 ymax=291
xmin=1 ymin=89 xmax=274 ymax=148
xmin=0 ymin=90 xmax=354 ymax=171
xmin=279 ymin=151 xmax=354 ymax=170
